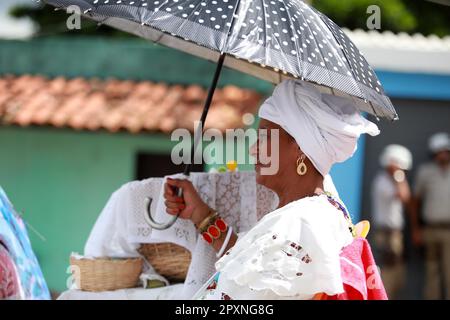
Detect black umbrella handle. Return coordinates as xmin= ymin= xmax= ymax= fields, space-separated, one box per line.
xmin=170 ymin=184 xmax=184 ymax=200
xmin=144 ymin=53 xmax=226 ymax=230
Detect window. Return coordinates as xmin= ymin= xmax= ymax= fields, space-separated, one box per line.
xmin=135 ymin=152 xmax=204 ymax=179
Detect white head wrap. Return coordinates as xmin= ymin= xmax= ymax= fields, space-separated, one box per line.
xmin=258 ymin=80 xmax=380 ymax=177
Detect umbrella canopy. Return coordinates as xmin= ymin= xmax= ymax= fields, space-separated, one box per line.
xmin=46 ymin=0 xmax=397 ymax=120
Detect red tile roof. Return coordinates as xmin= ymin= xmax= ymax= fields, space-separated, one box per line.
xmin=0 ymin=75 xmax=262 ymax=133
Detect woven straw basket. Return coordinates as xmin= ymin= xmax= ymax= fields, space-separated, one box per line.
xmin=138 ymin=243 xmax=191 ymax=283
xmin=70 ymin=256 xmax=143 ymax=292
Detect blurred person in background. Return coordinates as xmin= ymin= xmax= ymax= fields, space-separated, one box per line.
xmin=371 ymin=144 xmax=413 ymax=299
xmin=411 ymin=132 xmax=450 ymax=300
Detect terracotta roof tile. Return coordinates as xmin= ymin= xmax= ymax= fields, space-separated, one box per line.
xmin=183 ymin=85 xmax=207 ymax=103
xmin=0 ymin=75 xmax=262 ymax=134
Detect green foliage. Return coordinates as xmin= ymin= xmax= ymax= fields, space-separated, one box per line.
xmin=312 ymin=0 xmax=450 ymax=36
xmin=9 ymin=4 xmax=134 ymax=38
xmin=8 ymin=0 xmax=450 ymax=38
xmin=406 ymin=0 xmax=450 ymax=37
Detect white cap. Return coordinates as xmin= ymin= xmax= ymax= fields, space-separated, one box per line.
xmin=428 ymin=132 xmax=450 ymax=153
xmin=380 ymin=144 xmax=413 ymax=170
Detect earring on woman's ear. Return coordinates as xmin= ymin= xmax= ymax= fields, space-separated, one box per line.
xmin=296 ymin=154 xmax=307 ymax=176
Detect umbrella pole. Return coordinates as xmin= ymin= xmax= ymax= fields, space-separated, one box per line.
xmin=184 ymin=53 xmax=226 ymax=176
xmin=144 ymin=53 xmax=226 ymax=230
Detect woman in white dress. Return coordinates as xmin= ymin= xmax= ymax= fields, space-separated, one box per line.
xmin=163 ymin=80 xmax=381 ymax=300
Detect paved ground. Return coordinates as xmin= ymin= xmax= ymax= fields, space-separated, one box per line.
xmin=398 ymin=250 xmax=425 ymax=299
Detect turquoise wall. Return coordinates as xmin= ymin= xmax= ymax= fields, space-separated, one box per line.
xmin=0 ymin=37 xmax=274 ymax=93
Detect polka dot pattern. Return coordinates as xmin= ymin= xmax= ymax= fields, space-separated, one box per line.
xmin=315 ymin=8 xmax=383 ymax=93
xmin=46 ymin=0 xmax=397 ymax=119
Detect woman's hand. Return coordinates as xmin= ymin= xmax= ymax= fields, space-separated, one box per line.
xmin=163 ymin=178 xmax=211 ymax=226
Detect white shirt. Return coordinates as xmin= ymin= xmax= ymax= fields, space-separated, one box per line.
xmin=371 ymin=171 xmax=404 ymax=230
xmin=414 ymin=163 xmax=450 ymax=224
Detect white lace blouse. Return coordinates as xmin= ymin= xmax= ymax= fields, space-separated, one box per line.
xmin=193 ymin=194 xmax=353 ymax=300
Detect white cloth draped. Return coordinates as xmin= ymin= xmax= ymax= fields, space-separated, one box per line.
xmin=258 ymin=80 xmax=380 ymax=176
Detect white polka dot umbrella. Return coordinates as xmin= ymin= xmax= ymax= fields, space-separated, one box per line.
xmin=45 ymin=0 xmax=398 ymax=229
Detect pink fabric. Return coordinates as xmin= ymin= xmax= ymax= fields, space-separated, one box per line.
xmin=324 ymin=238 xmax=388 ymax=300
xmin=0 ymin=244 xmax=20 ymax=299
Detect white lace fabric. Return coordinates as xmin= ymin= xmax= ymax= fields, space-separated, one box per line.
xmin=83 ymin=171 xmax=346 ymax=299
xmin=213 ymin=195 xmax=354 ymax=299
xmin=84 ymin=171 xmax=279 ymax=298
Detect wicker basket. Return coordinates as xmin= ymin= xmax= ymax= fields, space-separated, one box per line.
xmin=138 ymin=243 xmax=191 ymax=283
xmin=70 ymin=256 xmax=143 ymax=292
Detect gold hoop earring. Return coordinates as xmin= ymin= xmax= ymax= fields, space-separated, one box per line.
xmin=296 ymin=154 xmax=307 ymax=176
